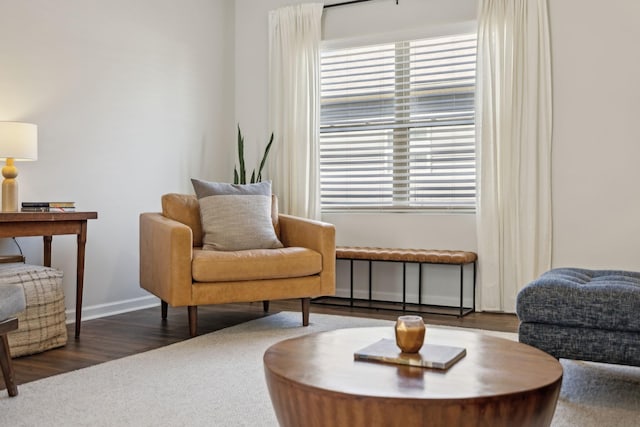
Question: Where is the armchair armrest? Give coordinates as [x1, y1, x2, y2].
[139, 212, 193, 306]
[278, 214, 336, 296]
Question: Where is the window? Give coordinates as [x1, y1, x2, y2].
[319, 33, 477, 211]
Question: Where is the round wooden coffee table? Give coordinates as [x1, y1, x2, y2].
[263, 326, 562, 427]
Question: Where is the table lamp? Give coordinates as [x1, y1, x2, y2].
[0, 122, 38, 212]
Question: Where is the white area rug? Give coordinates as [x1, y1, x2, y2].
[1, 312, 638, 426]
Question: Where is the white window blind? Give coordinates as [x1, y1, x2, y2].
[320, 33, 477, 211]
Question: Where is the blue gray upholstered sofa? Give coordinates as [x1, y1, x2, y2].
[516, 268, 640, 366]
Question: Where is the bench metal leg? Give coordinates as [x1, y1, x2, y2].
[418, 263, 423, 306]
[402, 262, 407, 311]
[349, 259, 354, 307]
[459, 264, 464, 317]
[316, 255, 476, 318]
[368, 261, 373, 301]
[472, 261, 477, 312]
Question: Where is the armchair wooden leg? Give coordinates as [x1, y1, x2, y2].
[188, 306, 198, 337]
[263, 301, 270, 313]
[161, 300, 168, 319]
[301, 298, 310, 326]
[0, 319, 19, 397]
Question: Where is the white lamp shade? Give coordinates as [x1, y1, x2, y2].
[0, 121, 38, 161]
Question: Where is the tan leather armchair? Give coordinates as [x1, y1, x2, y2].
[139, 194, 336, 336]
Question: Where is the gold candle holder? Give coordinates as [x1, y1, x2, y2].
[395, 315, 425, 353]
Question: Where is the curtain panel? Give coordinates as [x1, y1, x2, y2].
[268, 3, 324, 219]
[476, 0, 553, 312]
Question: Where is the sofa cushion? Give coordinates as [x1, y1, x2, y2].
[516, 268, 640, 332]
[192, 179, 283, 251]
[192, 247, 322, 282]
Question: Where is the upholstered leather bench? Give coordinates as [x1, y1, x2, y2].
[516, 268, 640, 366]
[314, 246, 477, 317]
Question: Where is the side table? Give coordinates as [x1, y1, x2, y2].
[0, 211, 98, 338]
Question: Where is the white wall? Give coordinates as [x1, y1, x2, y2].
[549, 0, 640, 271]
[0, 0, 235, 319]
[235, 0, 640, 311]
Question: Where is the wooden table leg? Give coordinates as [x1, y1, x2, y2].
[75, 222, 88, 338]
[43, 235, 52, 267]
[42, 223, 89, 338]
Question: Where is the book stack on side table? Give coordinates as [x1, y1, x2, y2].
[21, 202, 76, 212]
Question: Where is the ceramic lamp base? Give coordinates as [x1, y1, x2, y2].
[2, 158, 19, 212]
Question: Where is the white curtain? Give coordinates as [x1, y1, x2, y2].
[268, 3, 323, 219]
[476, 0, 553, 312]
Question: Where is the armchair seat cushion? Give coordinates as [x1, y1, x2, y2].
[192, 247, 322, 282]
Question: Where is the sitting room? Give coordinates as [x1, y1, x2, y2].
[0, 0, 638, 426]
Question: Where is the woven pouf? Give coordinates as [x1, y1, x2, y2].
[0, 262, 67, 357]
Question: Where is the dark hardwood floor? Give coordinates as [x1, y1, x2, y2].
[3, 300, 518, 392]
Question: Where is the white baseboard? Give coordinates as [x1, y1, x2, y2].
[65, 295, 160, 323]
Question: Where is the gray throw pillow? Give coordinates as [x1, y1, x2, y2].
[191, 179, 283, 251]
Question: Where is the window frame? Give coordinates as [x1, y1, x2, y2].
[319, 25, 478, 214]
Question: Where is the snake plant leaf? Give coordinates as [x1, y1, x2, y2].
[237, 125, 246, 184]
[255, 132, 274, 183]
